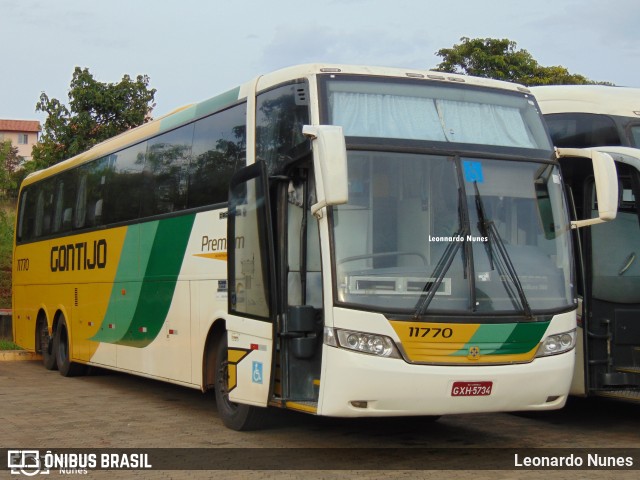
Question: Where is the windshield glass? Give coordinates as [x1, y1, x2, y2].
[325, 77, 551, 150]
[630, 125, 640, 147]
[332, 151, 574, 315]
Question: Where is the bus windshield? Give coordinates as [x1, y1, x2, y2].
[631, 125, 640, 147]
[331, 152, 574, 315]
[324, 76, 570, 315]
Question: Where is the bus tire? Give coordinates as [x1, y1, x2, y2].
[214, 334, 268, 431]
[38, 317, 57, 371]
[54, 315, 87, 377]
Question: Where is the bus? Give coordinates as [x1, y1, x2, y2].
[13, 65, 618, 430]
[533, 85, 640, 402]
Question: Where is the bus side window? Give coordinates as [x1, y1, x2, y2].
[17, 188, 36, 242]
[83, 158, 109, 227]
[256, 81, 310, 175]
[75, 174, 88, 229]
[189, 103, 247, 209]
[145, 124, 193, 216]
[107, 142, 146, 223]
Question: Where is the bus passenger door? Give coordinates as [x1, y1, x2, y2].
[226, 161, 277, 407]
[278, 167, 324, 411]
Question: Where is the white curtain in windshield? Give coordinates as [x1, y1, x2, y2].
[331, 92, 536, 148]
[436, 100, 535, 147]
[331, 93, 446, 141]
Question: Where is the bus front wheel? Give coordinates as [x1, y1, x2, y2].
[214, 334, 267, 431]
[54, 315, 87, 377]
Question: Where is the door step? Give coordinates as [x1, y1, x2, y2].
[617, 365, 640, 375]
[285, 401, 318, 414]
[593, 388, 640, 403]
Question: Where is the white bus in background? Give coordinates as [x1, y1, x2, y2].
[534, 85, 640, 402]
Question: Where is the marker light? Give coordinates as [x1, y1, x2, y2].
[535, 329, 577, 357]
[324, 327, 401, 358]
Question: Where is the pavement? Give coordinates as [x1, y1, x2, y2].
[1, 358, 638, 480]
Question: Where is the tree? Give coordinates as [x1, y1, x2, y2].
[433, 37, 610, 86]
[31, 67, 156, 169]
[0, 140, 23, 198]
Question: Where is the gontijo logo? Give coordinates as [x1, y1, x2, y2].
[50, 239, 107, 272]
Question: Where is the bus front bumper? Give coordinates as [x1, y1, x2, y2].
[317, 345, 574, 417]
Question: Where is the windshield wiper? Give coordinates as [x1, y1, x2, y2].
[413, 188, 472, 319]
[413, 228, 464, 320]
[473, 182, 533, 320]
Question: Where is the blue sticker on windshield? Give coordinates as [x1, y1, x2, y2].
[463, 161, 484, 183]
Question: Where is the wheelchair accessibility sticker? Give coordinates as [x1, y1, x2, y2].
[252, 361, 263, 384]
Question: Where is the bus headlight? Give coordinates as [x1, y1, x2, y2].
[324, 327, 401, 358]
[535, 329, 576, 357]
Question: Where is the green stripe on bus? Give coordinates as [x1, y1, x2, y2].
[158, 87, 241, 133]
[452, 321, 549, 356]
[491, 321, 550, 355]
[116, 214, 196, 347]
[90, 224, 157, 344]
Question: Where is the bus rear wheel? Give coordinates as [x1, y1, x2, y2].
[214, 334, 267, 431]
[54, 315, 87, 377]
[38, 318, 57, 371]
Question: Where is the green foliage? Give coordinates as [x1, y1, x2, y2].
[31, 67, 156, 169]
[433, 37, 612, 86]
[0, 141, 23, 199]
[0, 206, 14, 309]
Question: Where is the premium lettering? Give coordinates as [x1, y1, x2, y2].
[50, 239, 107, 272]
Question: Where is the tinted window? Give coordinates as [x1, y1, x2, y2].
[53, 170, 78, 233]
[77, 157, 110, 228]
[17, 188, 36, 242]
[256, 82, 310, 174]
[104, 142, 147, 223]
[34, 179, 55, 237]
[545, 113, 621, 148]
[144, 124, 194, 215]
[189, 103, 247, 208]
[17, 101, 250, 243]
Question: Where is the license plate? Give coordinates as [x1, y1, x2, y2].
[451, 381, 493, 396]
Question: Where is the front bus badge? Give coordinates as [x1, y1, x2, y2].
[468, 346, 481, 360]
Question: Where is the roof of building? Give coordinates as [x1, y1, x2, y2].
[0, 119, 41, 133]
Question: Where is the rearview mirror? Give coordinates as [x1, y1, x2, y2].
[556, 148, 618, 228]
[302, 125, 348, 217]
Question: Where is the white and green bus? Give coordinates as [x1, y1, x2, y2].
[534, 85, 640, 402]
[13, 65, 618, 430]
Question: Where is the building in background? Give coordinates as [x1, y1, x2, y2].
[0, 119, 41, 161]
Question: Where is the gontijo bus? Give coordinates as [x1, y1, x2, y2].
[13, 64, 618, 430]
[533, 85, 640, 402]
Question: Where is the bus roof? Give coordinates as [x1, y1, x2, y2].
[23, 63, 532, 187]
[532, 85, 640, 118]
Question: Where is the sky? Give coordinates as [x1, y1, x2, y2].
[1, 0, 639, 123]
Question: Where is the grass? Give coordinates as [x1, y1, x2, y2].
[0, 339, 21, 350]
